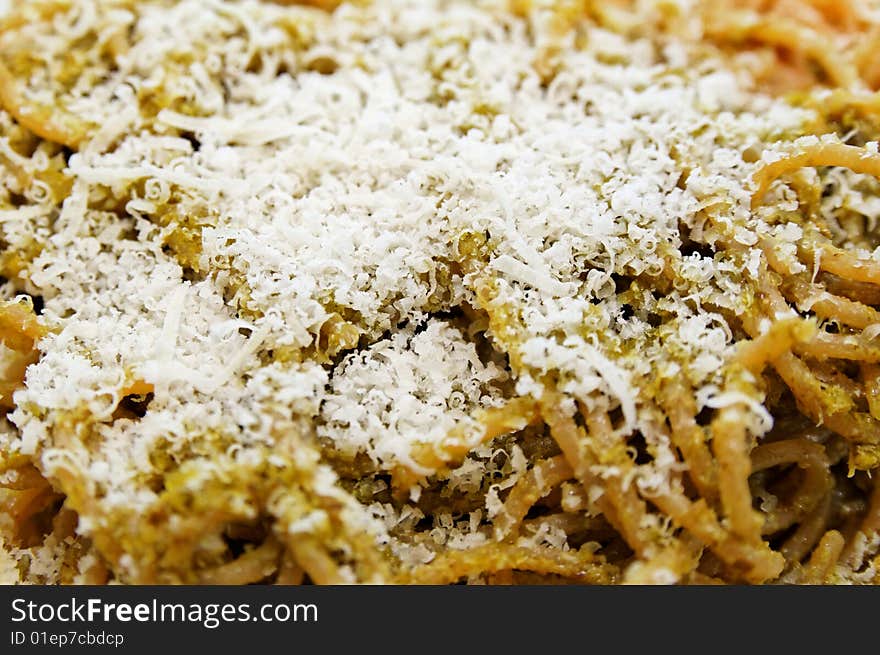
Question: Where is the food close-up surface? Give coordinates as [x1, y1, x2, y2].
[1, 0, 880, 586]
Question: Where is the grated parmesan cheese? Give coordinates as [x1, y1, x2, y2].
[3, 0, 868, 583]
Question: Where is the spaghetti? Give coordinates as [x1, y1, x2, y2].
[1, 0, 880, 585]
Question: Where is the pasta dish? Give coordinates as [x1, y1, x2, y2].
[2, 0, 880, 585]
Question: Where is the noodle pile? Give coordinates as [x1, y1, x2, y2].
[2, 0, 880, 585]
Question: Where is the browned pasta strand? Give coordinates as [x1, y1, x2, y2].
[275, 552, 306, 586]
[753, 144, 880, 209]
[780, 275, 880, 330]
[398, 397, 541, 491]
[809, 359, 866, 407]
[0, 2, 93, 148]
[658, 381, 718, 500]
[733, 317, 816, 375]
[861, 363, 880, 418]
[820, 90, 880, 121]
[798, 530, 845, 584]
[750, 438, 833, 534]
[0, 299, 46, 410]
[861, 475, 880, 538]
[711, 404, 763, 544]
[540, 395, 652, 558]
[806, 239, 880, 288]
[780, 495, 833, 564]
[198, 538, 283, 585]
[622, 538, 702, 585]
[582, 403, 659, 559]
[819, 272, 880, 306]
[771, 351, 880, 443]
[0, 61, 90, 149]
[747, 274, 880, 444]
[520, 513, 613, 540]
[0, 458, 63, 548]
[398, 543, 619, 585]
[705, 12, 858, 91]
[797, 331, 880, 363]
[841, 474, 880, 568]
[649, 486, 785, 583]
[284, 537, 346, 585]
[493, 455, 574, 541]
[267, 0, 343, 9]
